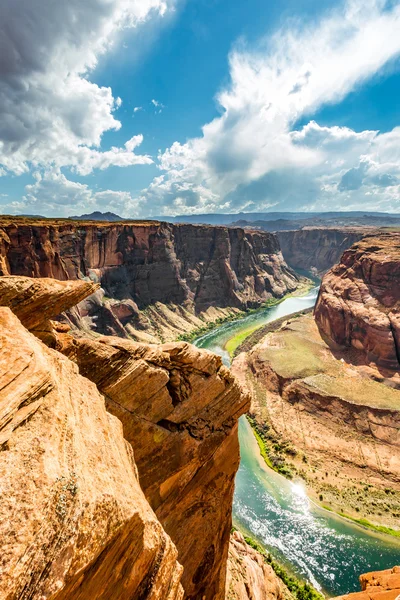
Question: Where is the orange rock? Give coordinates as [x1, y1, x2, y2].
[332, 567, 400, 600]
[315, 233, 400, 370]
[58, 333, 250, 600]
[226, 532, 292, 600]
[0, 307, 184, 599]
[0, 275, 98, 331]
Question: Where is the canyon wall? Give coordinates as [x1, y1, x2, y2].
[0, 275, 249, 599]
[0, 217, 299, 342]
[315, 232, 400, 371]
[277, 227, 369, 273]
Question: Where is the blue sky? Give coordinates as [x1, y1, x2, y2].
[1, 0, 400, 217]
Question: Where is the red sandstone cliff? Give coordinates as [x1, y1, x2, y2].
[0, 275, 250, 599]
[315, 233, 400, 371]
[0, 217, 299, 342]
[277, 227, 371, 273]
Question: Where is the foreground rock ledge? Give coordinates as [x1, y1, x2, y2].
[59, 333, 250, 599]
[0, 274, 250, 600]
[0, 307, 184, 599]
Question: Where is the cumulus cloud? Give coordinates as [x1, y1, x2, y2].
[139, 0, 400, 215]
[21, 169, 140, 217]
[0, 0, 171, 176]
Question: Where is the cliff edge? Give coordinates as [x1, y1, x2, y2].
[0, 275, 250, 599]
[0, 217, 299, 343]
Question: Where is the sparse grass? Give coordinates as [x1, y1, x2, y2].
[177, 312, 243, 342]
[247, 414, 294, 479]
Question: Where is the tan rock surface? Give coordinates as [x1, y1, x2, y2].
[333, 566, 400, 600]
[0, 275, 98, 333]
[226, 532, 293, 600]
[315, 233, 400, 370]
[0, 307, 184, 599]
[58, 332, 250, 599]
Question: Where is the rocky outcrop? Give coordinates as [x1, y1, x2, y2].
[0, 217, 299, 342]
[0, 274, 250, 599]
[315, 233, 400, 370]
[226, 532, 293, 600]
[333, 566, 400, 600]
[58, 331, 250, 600]
[277, 227, 369, 273]
[0, 306, 184, 599]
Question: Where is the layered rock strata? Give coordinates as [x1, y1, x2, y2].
[58, 331, 250, 599]
[232, 312, 400, 529]
[0, 217, 299, 342]
[333, 566, 400, 600]
[0, 306, 184, 599]
[315, 233, 400, 371]
[0, 275, 250, 599]
[277, 227, 369, 273]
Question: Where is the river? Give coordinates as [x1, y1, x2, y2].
[194, 288, 400, 597]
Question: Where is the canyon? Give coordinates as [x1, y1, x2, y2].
[0, 217, 299, 343]
[1, 218, 400, 600]
[315, 233, 400, 371]
[276, 227, 370, 273]
[232, 232, 400, 532]
[0, 273, 292, 600]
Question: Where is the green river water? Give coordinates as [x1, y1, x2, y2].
[194, 288, 400, 597]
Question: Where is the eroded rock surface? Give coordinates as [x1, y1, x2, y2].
[333, 566, 400, 600]
[226, 532, 293, 600]
[0, 217, 299, 342]
[315, 233, 400, 370]
[0, 307, 184, 599]
[58, 332, 250, 600]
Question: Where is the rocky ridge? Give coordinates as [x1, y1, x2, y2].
[0, 217, 299, 343]
[315, 233, 400, 371]
[276, 227, 371, 273]
[226, 532, 293, 600]
[0, 275, 250, 599]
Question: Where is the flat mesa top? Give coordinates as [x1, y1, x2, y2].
[0, 215, 162, 228]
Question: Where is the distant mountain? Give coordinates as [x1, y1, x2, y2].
[69, 211, 123, 221]
[154, 211, 399, 226]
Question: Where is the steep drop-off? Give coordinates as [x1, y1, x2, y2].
[315, 233, 400, 371]
[0, 308, 184, 599]
[0, 275, 250, 599]
[277, 227, 370, 273]
[0, 217, 299, 343]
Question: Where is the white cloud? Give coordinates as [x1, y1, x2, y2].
[133, 106, 143, 113]
[0, 0, 172, 176]
[140, 0, 400, 215]
[21, 169, 140, 217]
[151, 98, 165, 113]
